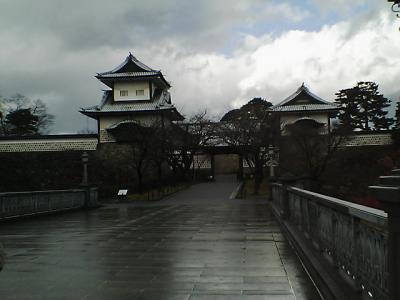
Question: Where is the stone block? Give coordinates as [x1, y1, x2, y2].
[369, 185, 400, 204]
[379, 175, 400, 186]
[391, 169, 400, 176]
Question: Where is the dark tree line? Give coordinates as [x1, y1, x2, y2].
[0, 93, 54, 135]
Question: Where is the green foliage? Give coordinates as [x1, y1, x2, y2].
[123, 184, 188, 202]
[221, 97, 275, 193]
[335, 81, 393, 131]
[220, 97, 272, 121]
[5, 108, 39, 135]
[396, 102, 400, 127]
[220, 109, 240, 122]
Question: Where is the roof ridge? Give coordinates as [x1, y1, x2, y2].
[273, 83, 332, 107]
[98, 53, 157, 75]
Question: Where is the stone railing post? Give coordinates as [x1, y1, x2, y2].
[280, 185, 289, 219]
[268, 178, 277, 202]
[278, 176, 296, 220]
[84, 187, 99, 209]
[0, 242, 4, 271]
[369, 169, 400, 300]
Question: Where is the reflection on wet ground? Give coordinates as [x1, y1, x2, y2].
[0, 176, 321, 299]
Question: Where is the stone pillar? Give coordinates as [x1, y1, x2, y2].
[210, 154, 215, 180]
[278, 176, 296, 220]
[269, 165, 275, 178]
[268, 177, 275, 202]
[280, 185, 289, 219]
[369, 169, 400, 300]
[84, 187, 99, 208]
[238, 154, 243, 180]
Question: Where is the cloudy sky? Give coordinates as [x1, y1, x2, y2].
[0, 0, 399, 133]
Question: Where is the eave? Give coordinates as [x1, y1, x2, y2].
[96, 74, 171, 89]
[272, 108, 340, 114]
[79, 107, 184, 121]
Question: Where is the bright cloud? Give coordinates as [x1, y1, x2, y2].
[152, 9, 400, 117]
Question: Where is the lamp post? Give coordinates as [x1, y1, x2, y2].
[81, 151, 89, 186]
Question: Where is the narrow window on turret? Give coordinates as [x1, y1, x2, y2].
[120, 90, 128, 97]
[136, 90, 144, 96]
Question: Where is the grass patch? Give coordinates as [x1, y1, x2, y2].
[119, 184, 189, 202]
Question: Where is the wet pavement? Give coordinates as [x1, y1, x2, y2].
[0, 175, 321, 300]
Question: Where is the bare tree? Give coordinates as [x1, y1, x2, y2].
[283, 121, 349, 190]
[108, 121, 157, 193]
[107, 111, 216, 191]
[165, 110, 215, 181]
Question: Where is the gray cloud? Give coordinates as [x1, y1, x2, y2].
[0, 0, 398, 133]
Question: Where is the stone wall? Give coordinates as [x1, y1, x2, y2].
[344, 132, 392, 147]
[0, 187, 98, 220]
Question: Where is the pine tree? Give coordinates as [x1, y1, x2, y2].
[335, 87, 359, 131]
[335, 81, 393, 131]
[392, 101, 400, 145]
[394, 101, 400, 129]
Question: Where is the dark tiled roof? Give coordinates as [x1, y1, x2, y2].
[96, 54, 171, 88]
[80, 89, 176, 114]
[98, 53, 157, 75]
[0, 134, 97, 141]
[97, 71, 160, 78]
[272, 83, 340, 112]
[272, 104, 339, 112]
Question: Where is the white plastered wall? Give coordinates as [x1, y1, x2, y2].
[280, 113, 329, 135]
[114, 82, 150, 101]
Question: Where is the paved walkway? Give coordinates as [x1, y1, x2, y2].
[0, 175, 320, 300]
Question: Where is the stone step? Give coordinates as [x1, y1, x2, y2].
[391, 169, 400, 176]
[379, 176, 400, 186]
[369, 185, 400, 203]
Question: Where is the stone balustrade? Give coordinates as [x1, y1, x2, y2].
[0, 242, 4, 271]
[0, 187, 98, 220]
[271, 182, 389, 300]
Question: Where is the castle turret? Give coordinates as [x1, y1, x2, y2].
[80, 53, 183, 143]
[271, 83, 339, 135]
